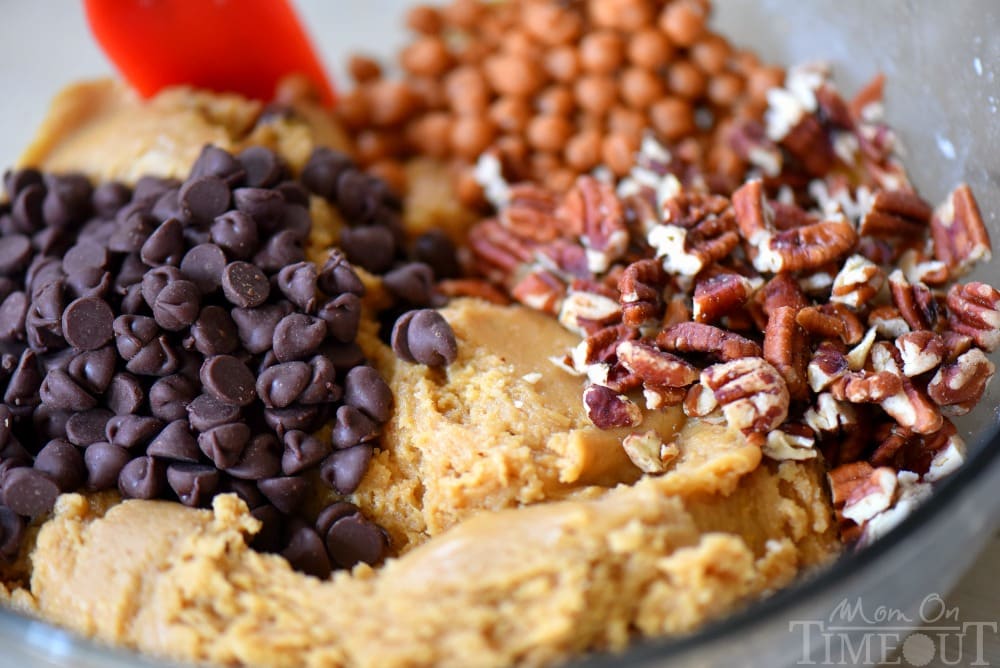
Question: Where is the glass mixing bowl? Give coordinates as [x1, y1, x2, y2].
[0, 1, 997, 666]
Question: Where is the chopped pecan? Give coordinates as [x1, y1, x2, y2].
[500, 183, 563, 243]
[839, 465, 898, 525]
[656, 322, 762, 361]
[647, 221, 740, 277]
[796, 303, 865, 345]
[558, 289, 622, 335]
[682, 382, 719, 418]
[830, 370, 903, 403]
[870, 419, 965, 481]
[807, 341, 849, 392]
[868, 305, 911, 338]
[894, 330, 945, 377]
[467, 219, 535, 279]
[692, 273, 754, 324]
[641, 385, 688, 410]
[437, 279, 511, 305]
[583, 384, 642, 429]
[622, 431, 679, 474]
[764, 305, 809, 400]
[931, 184, 992, 277]
[845, 326, 878, 370]
[898, 248, 950, 287]
[763, 423, 817, 461]
[927, 348, 995, 416]
[603, 362, 643, 394]
[946, 282, 1000, 352]
[848, 73, 886, 121]
[888, 270, 939, 331]
[732, 179, 773, 244]
[560, 176, 628, 273]
[618, 259, 667, 327]
[616, 340, 699, 389]
[536, 239, 591, 279]
[941, 331, 974, 362]
[571, 324, 638, 368]
[783, 114, 836, 177]
[758, 273, 809, 316]
[511, 268, 566, 315]
[804, 392, 857, 434]
[830, 254, 885, 310]
[661, 191, 732, 228]
[700, 357, 790, 440]
[870, 341, 943, 434]
[858, 189, 932, 238]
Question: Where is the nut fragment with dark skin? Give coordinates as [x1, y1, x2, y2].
[931, 184, 992, 278]
[859, 189, 932, 238]
[656, 322, 761, 361]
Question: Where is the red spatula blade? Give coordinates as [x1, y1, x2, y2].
[84, 0, 335, 107]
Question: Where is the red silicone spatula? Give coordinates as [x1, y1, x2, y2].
[83, 0, 336, 107]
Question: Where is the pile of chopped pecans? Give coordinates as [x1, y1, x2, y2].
[336, 0, 784, 203]
[465, 63, 998, 546]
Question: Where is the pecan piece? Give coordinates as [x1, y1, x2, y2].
[931, 184, 992, 277]
[804, 392, 857, 435]
[870, 419, 966, 482]
[927, 348, 995, 416]
[700, 357, 790, 440]
[682, 383, 719, 418]
[656, 322, 762, 361]
[796, 303, 865, 345]
[888, 270, 939, 332]
[561, 176, 628, 273]
[946, 282, 1000, 352]
[500, 184, 563, 243]
[467, 219, 534, 279]
[617, 340, 699, 388]
[858, 189, 932, 238]
[763, 423, 817, 461]
[511, 268, 566, 315]
[807, 341, 849, 392]
[618, 259, 667, 327]
[783, 114, 836, 177]
[662, 294, 692, 328]
[558, 289, 621, 335]
[693, 273, 755, 324]
[898, 248, 950, 287]
[870, 341, 943, 434]
[647, 221, 740, 277]
[571, 324, 639, 368]
[764, 306, 809, 400]
[758, 273, 808, 316]
[622, 431, 679, 474]
[830, 254, 885, 310]
[894, 330, 945, 377]
[830, 370, 903, 403]
[583, 384, 642, 429]
[437, 279, 511, 305]
[836, 464, 898, 525]
[868, 305, 911, 338]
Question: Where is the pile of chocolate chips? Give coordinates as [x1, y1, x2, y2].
[0, 144, 455, 578]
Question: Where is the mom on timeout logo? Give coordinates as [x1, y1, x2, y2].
[789, 593, 998, 666]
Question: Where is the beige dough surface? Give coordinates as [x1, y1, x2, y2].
[0, 81, 840, 668]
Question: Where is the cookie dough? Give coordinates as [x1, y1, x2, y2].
[1, 81, 840, 667]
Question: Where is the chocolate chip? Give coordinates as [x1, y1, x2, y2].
[0, 291, 28, 341]
[391, 309, 458, 367]
[4, 168, 43, 201]
[108, 209, 155, 253]
[91, 181, 131, 218]
[200, 355, 256, 407]
[61, 296, 114, 350]
[225, 433, 281, 480]
[113, 314, 158, 359]
[0, 506, 24, 560]
[315, 501, 360, 537]
[65, 267, 111, 301]
[223, 476, 265, 510]
[257, 476, 307, 514]
[189, 145, 245, 185]
[331, 405, 379, 449]
[317, 293, 361, 343]
[252, 230, 304, 273]
[114, 253, 146, 290]
[149, 374, 197, 422]
[140, 266, 183, 311]
[301, 147, 352, 199]
[84, 442, 131, 491]
[318, 251, 365, 297]
[171, 246, 221, 299]
[167, 463, 220, 507]
[344, 365, 393, 423]
[26, 280, 67, 351]
[339, 226, 396, 274]
[39, 368, 97, 411]
[233, 187, 286, 233]
[256, 361, 310, 409]
[63, 243, 108, 280]
[133, 176, 180, 204]
[383, 262, 435, 305]
[140, 217, 185, 267]
[105, 372, 144, 415]
[34, 439, 86, 492]
[273, 313, 326, 362]
[211, 211, 258, 260]
[281, 204, 312, 241]
[146, 420, 201, 462]
[0, 235, 32, 275]
[324, 513, 388, 568]
[151, 188, 182, 222]
[249, 504, 284, 553]
[302, 355, 343, 405]
[230, 301, 292, 354]
[152, 279, 201, 331]
[274, 180, 310, 207]
[321, 341, 366, 372]
[222, 261, 269, 308]
[64, 346, 115, 395]
[106, 415, 163, 450]
[12, 183, 45, 232]
[276, 261, 318, 312]
[319, 445, 373, 495]
[41, 173, 92, 227]
[412, 230, 460, 279]
[126, 335, 180, 377]
[179, 176, 231, 224]
[238, 146, 284, 188]
[198, 423, 250, 468]
[32, 225, 70, 257]
[282, 522, 332, 579]
[65, 409, 113, 447]
[281, 430, 330, 475]
[264, 403, 326, 437]
[2, 467, 60, 517]
[187, 394, 241, 431]
[118, 456, 166, 500]
[334, 169, 381, 222]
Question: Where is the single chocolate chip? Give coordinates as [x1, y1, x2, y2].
[339, 226, 396, 274]
[132, 176, 180, 204]
[65, 346, 115, 395]
[113, 314, 158, 360]
[200, 355, 256, 407]
[11, 183, 45, 232]
[61, 296, 114, 351]
[189, 145, 245, 185]
[335, 169, 380, 222]
[225, 433, 282, 481]
[179, 176, 231, 224]
[230, 301, 292, 354]
[108, 209, 155, 253]
[140, 217, 185, 267]
[297, 358, 339, 405]
[343, 366, 393, 423]
[233, 187, 286, 233]
[273, 314, 326, 362]
[184, 305, 238, 358]
[41, 173, 92, 227]
[91, 181, 131, 217]
[0, 291, 28, 341]
[65, 268, 111, 301]
[281, 204, 312, 241]
[256, 361, 310, 409]
[83, 442, 130, 491]
[211, 210, 259, 260]
[281, 522, 332, 579]
[257, 476, 307, 514]
[2, 468, 60, 517]
[146, 420, 201, 462]
[264, 404, 326, 437]
[140, 266, 184, 311]
[106, 414, 164, 450]
[222, 475, 265, 510]
[0, 506, 24, 560]
[105, 372, 144, 415]
[150, 188, 182, 222]
[274, 180, 309, 207]
[125, 335, 180, 377]
[4, 168, 43, 201]
[4, 350, 41, 409]
[301, 147, 353, 199]
[315, 501, 360, 537]
[26, 280, 67, 351]
[238, 146, 284, 188]
[179, 243, 227, 294]
[222, 261, 269, 308]
[198, 423, 250, 469]
[331, 405, 379, 449]
[148, 374, 196, 422]
[32, 225, 70, 257]
[383, 262, 435, 306]
[324, 513, 388, 568]
[319, 445, 373, 495]
[187, 394, 241, 432]
[118, 284, 145, 317]
[249, 504, 284, 553]
[276, 261, 317, 312]
[167, 463, 220, 507]
[281, 430, 330, 476]
[65, 409, 113, 447]
[252, 230, 304, 273]
[391, 309, 458, 367]
[39, 368, 97, 411]
[34, 439, 86, 492]
[412, 230, 459, 279]
[26, 255, 63, 295]
[0, 235, 32, 275]
[153, 280, 201, 331]
[118, 456, 166, 499]
[318, 251, 365, 297]
[316, 293, 361, 344]
[322, 341, 366, 372]
[114, 253, 147, 290]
